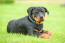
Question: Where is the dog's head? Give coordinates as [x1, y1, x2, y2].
[27, 7, 49, 24]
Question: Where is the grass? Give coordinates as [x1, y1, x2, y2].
[0, 3, 65, 43]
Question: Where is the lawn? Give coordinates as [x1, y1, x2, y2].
[0, 3, 65, 43]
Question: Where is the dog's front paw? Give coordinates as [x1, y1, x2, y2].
[43, 30, 51, 35]
[39, 30, 51, 39]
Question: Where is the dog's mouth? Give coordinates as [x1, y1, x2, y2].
[32, 15, 45, 24]
[34, 17, 44, 21]
[34, 17, 44, 24]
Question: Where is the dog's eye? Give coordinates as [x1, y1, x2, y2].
[35, 11, 38, 13]
[41, 11, 44, 12]
[41, 10, 44, 12]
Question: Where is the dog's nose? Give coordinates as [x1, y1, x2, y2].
[40, 17, 43, 19]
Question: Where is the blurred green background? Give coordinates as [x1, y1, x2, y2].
[0, 0, 65, 43]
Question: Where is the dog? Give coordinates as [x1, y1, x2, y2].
[7, 7, 49, 37]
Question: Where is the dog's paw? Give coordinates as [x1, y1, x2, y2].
[40, 33, 51, 39]
[39, 30, 51, 39]
[43, 30, 51, 35]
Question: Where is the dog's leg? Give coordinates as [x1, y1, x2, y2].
[27, 27, 34, 35]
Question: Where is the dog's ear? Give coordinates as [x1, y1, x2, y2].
[27, 7, 34, 16]
[44, 7, 49, 15]
[42, 7, 49, 15]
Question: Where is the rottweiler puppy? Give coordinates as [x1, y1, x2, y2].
[7, 7, 49, 37]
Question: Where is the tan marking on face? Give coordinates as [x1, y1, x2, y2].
[32, 15, 45, 24]
[34, 16, 40, 21]
[41, 10, 44, 12]
[43, 16, 45, 21]
[35, 11, 38, 13]
[32, 14, 40, 21]
[36, 21, 43, 24]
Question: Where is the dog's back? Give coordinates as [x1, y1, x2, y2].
[7, 16, 31, 34]
[7, 19, 17, 33]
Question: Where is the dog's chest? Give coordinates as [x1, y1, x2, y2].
[34, 24, 43, 31]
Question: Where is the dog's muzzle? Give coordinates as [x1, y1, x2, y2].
[40, 16, 44, 21]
